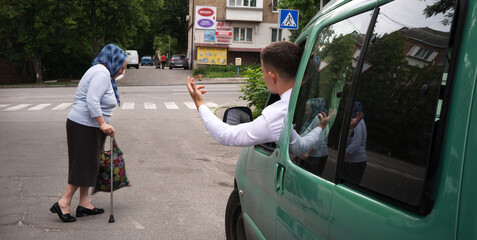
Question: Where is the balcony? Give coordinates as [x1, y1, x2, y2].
[226, 7, 263, 22]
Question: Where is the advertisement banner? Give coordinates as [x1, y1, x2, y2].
[195, 6, 216, 30]
[215, 22, 232, 44]
[197, 47, 227, 65]
[204, 30, 215, 42]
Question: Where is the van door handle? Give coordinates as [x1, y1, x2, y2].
[275, 163, 285, 195]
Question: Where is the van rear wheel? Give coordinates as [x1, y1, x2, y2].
[225, 189, 246, 240]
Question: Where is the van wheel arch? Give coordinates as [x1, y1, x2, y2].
[225, 189, 246, 240]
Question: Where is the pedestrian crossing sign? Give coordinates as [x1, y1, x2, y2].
[279, 9, 299, 30]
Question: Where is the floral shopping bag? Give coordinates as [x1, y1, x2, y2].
[92, 138, 131, 194]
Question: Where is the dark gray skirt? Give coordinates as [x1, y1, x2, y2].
[66, 119, 106, 187]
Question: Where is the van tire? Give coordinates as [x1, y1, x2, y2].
[225, 190, 246, 240]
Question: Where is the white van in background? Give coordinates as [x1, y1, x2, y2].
[125, 50, 139, 69]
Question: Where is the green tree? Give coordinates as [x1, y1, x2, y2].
[0, 0, 78, 83]
[154, 35, 178, 57]
[88, 0, 150, 56]
[424, 0, 455, 25]
[0, 0, 189, 84]
[162, 0, 189, 54]
[136, 0, 187, 56]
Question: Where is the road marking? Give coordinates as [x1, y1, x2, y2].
[184, 102, 196, 109]
[164, 102, 179, 109]
[52, 103, 72, 110]
[144, 102, 157, 109]
[28, 104, 51, 111]
[122, 102, 135, 109]
[4, 104, 30, 111]
[0, 101, 221, 111]
[206, 102, 218, 108]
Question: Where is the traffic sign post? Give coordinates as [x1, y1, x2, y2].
[279, 9, 299, 30]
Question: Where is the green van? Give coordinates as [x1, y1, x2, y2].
[224, 0, 477, 239]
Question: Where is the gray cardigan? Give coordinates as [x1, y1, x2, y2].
[67, 64, 117, 127]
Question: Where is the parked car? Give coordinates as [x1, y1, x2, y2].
[169, 54, 189, 69]
[125, 50, 139, 69]
[225, 0, 477, 239]
[140, 56, 153, 66]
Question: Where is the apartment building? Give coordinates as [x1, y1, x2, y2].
[187, 0, 292, 68]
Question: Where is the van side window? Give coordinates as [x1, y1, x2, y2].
[343, 0, 455, 208]
[289, 10, 374, 181]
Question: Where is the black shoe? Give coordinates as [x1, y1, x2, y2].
[50, 202, 76, 222]
[76, 206, 105, 217]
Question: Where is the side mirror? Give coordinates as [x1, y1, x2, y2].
[223, 106, 253, 125]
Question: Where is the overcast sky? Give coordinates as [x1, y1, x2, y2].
[376, 0, 452, 34]
[331, 0, 452, 37]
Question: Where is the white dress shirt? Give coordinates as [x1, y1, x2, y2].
[198, 88, 324, 151]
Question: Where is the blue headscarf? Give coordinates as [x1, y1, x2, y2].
[300, 98, 328, 134]
[308, 97, 328, 117]
[352, 101, 364, 119]
[91, 44, 127, 106]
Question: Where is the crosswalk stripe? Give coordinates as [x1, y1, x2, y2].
[28, 104, 51, 111]
[184, 102, 196, 109]
[4, 104, 30, 111]
[164, 102, 179, 109]
[144, 102, 157, 109]
[0, 101, 221, 111]
[206, 102, 218, 108]
[52, 103, 72, 110]
[122, 102, 135, 110]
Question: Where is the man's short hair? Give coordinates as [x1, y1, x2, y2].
[260, 41, 303, 80]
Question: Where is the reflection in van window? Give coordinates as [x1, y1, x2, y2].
[349, 0, 454, 207]
[290, 10, 374, 181]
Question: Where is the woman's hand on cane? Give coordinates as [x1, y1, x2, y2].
[100, 122, 115, 136]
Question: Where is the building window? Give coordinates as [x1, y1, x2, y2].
[234, 27, 253, 42]
[271, 29, 282, 42]
[413, 47, 434, 61]
[272, 0, 279, 12]
[229, 0, 257, 7]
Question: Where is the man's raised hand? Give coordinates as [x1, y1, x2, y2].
[186, 76, 207, 109]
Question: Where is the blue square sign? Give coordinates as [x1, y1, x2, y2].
[279, 9, 299, 30]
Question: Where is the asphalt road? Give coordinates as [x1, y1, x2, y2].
[0, 67, 248, 239]
[120, 65, 194, 86]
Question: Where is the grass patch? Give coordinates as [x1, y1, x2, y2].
[206, 71, 239, 78]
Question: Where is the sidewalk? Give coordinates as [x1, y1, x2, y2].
[194, 77, 246, 85]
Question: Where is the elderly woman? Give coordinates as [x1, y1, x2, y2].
[295, 98, 329, 176]
[344, 101, 367, 184]
[50, 44, 127, 222]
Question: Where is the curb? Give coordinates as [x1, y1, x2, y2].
[196, 77, 247, 84]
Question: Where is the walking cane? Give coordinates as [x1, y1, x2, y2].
[109, 135, 115, 223]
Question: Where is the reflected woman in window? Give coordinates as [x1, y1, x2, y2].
[343, 101, 367, 184]
[297, 98, 329, 176]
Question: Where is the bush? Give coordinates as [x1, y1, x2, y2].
[239, 67, 269, 118]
